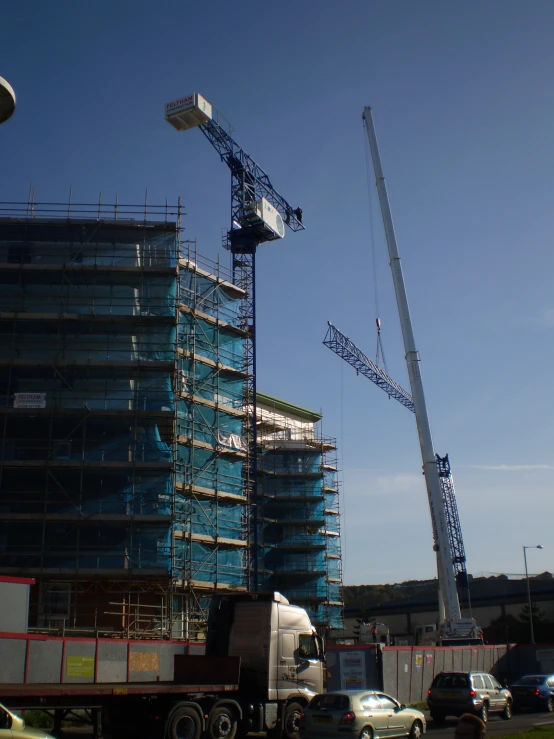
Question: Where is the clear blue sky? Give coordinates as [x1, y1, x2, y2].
[1, 0, 553, 587]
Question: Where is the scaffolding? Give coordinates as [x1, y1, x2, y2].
[256, 393, 344, 632]
[0, 198, 342, 638]
[173, 242, 249, 637]
[0, 201, 250, 639]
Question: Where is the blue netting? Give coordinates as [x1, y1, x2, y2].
[176, 448, 245, 497]
[179, 359, 244, 411]
[326, 558, 342, 581]
[179, 272, 241, 328]
[173, 540, 247, 586]
[178, 314, 244, 370]
[0, 521, 171, 571]
[174, 497, 244, 540]
[0, 278, 176, 317]
[263, 550, 327, 572]
[259, 442, 343, 630]
[0, 232, 178, 268]
[0, 326, 176, 363]
[261, 477, 323, 497]
[176, 401, 245, 449]
[259, 450, 321, 475]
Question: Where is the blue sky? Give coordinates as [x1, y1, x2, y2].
[1, 0, 553, 588]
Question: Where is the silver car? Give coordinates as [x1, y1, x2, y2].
[0, 703, 55, 739]
[299, 690, 426, 739]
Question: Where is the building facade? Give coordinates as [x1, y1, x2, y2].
[257, 393, 343, 632]
[0, 202, 342, 638]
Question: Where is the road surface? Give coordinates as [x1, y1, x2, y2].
[427, 711, 554, 738]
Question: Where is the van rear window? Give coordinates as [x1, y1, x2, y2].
[433, 674, 469, 689]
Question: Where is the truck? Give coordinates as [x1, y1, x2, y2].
[0, 592, 325, 739]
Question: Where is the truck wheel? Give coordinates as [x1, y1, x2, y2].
[167, 706, 202, 739]
[207, 707, 238, 739]
[283, 702, 303, 739]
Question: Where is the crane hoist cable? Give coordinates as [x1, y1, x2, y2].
[364, 125, 389, 375]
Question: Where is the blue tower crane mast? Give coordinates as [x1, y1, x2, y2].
[323, 322, 470, 595]
[165, 94, 304, 592]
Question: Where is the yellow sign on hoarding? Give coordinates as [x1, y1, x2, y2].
[66, 656, 94, 678]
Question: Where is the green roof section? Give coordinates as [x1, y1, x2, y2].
[257, 391, 322, 422]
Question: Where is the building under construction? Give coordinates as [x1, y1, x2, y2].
[0, 201, 342, 638]
[257, 393, 343, 631]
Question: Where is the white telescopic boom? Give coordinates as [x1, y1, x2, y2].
[362, 107, 461, 622]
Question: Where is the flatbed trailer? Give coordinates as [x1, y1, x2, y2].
[0, 592, 326, 739]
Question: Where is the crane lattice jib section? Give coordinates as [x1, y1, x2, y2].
[198, 120, 304, 232]
[323, 323, 415, 412]
[324, 322, 468, 588]
[436, 454, 467, 579]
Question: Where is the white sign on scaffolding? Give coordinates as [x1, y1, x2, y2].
[13, 393, 46, 409]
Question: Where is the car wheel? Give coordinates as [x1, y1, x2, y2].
[359, 728, 373, 739]
[546, 697, 554, 713]
[479, 703, 489, 723]
[501, 701, 512, 720]
[409, 720, 423, 739]
[430, 713, 445, 725]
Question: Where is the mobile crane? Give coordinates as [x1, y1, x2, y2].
[165, 94, 304, 592]
[323, 322, 475, 638]
[359, 107, 481, 644]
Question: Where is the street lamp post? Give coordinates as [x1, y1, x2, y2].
[523, 544, 543, 644]
[0, 76, 16, 125]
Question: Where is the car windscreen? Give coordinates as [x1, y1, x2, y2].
[309, 694, 350, 711]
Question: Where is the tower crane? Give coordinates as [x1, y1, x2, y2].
[165, 94, 304, 591]
[323, 322, 472, 619]
[336, 106, 481, 644]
